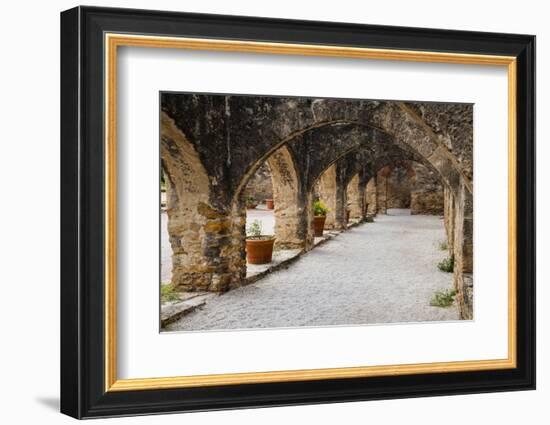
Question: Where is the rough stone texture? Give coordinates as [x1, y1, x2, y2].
[404, 102, 474, 185]
[346, 174, 364, 220]
[265, 146, 307, 249]
[380, 163, 413, 209]
[166, 214, 459, 331]
[161, 93, 473, 318]
[317, 164, 338, 228]
[410, 163, 444, 215]
[366, 177, 377, 215]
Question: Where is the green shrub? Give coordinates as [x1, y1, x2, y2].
[430, 289, 457, 307]
[313, 200, 329, 216]
[437, 255, 454, 273]
[438, 240, 448, 251]
[161, 283, 180, 302]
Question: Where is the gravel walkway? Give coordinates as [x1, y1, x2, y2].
[166, 211, 459, 331]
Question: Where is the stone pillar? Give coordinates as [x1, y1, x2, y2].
[267, 147, 307, 250]
[452, 181, 474, 319]
[334, 168, 347, 230]
[167, 189, 246, 293]
[317, 164, 338, 229]
[346, 174, 363, 220]
[366, 177, 377, 216]
[443, 186, 455, 254]
[162, 112, 246, 293]
[376, 168, 389, 214]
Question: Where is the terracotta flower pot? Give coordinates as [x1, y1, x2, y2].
[246, 203, 257, 209]
[265, 199, 274, 209]
[313, 215, 326, 237]
[246, 238, 275, 264]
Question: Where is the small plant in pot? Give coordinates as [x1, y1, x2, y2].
[246, 220, 275, 264]
[313, 200, 329, 237]
[246, 195, 257, 209]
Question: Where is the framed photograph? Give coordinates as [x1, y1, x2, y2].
[60, 6, 535, 419]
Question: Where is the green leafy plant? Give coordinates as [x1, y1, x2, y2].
[161, 283, 180, 303]
[246, 195, 255, 203]
[438, 239, 448, 251]
[437, 255, 454, 273]
[246, 220, 273, 240]
[313, 200, 329, 216]
[430, 289, 457, 307]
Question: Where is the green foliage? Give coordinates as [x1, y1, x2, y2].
[246, 195, 255, 203]
[437, 255, 454, 273]
[246, 220, 263, 239]
[438, 240, 448, 251]
[313, 200, 329, 216]
[430, 289, 457, 308]
[161, 283, 180, 302]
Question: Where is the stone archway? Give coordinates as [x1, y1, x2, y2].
[160, 94, 474, 318]
[161, 112, 245, 292]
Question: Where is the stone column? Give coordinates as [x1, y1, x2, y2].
[267, 147, 307, 250]
[376, 169, 389, 214]
[452, 181, 474, 319]
[346, 174, 363, 220]
[443, 186, 455, 254]
[162, 112, 246, 293]
[166, 187, 247, 293]
[366, 177, 377, 216]
[317, 164, 338, 229]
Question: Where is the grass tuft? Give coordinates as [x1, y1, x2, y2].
[437, 256, 454, 273]
[161, 283, 180, 302]
[430, 289, 457, 307]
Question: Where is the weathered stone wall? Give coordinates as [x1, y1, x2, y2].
[317, 164, 338, 229]
[383, 164, 413, 209]
[410, 163, 444, 215]
[267, 146, 306, 249]
[375, 171, 388, 214]
[244, 162, 273, 203]
[443, 186, 455, 254]
[452, 181, 474, 319]
[346, 174, 363, 220]
[161, 93, 473, 320]
[366, 177, 377, 215]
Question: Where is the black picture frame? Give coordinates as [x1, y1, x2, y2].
[60, 5, 535, 419]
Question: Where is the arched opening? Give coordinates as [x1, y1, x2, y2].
[160, 92, 473, 321]
[160, 112, 239, 293]
[231, 144, 304, 280]
[377, 162, 415, 215]
[365, 161, 445, 217]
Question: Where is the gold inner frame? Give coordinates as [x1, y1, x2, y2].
[104, 33, 517, 392]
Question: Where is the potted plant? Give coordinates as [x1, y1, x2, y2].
[246, 195, 257, 209]
[246, 220, 275, 264]
[265, 198, 274, 209]
[313, 200, 329, 237]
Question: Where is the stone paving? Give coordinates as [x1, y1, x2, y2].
[165, 210, 459, 331]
